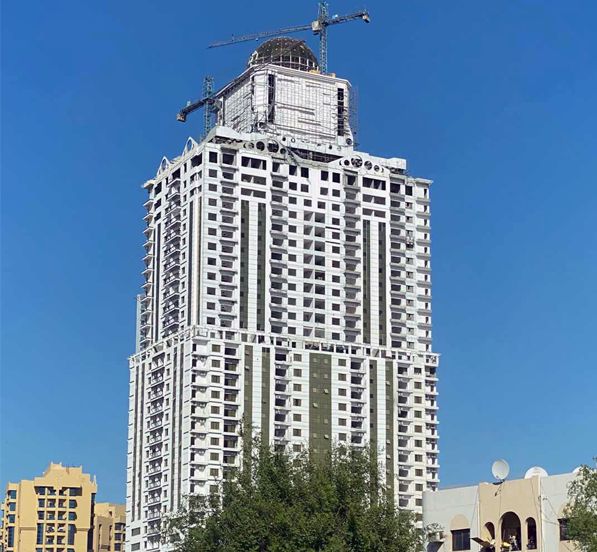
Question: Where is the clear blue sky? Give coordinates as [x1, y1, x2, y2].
[2, 0, 596, 502]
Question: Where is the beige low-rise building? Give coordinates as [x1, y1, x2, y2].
[92, 503, 126, 552]
[423, 466, 579, 552]
[0, 463, 125, 552]
[0, 463, 97, 552]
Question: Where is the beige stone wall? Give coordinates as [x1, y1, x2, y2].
[478, 477, 542, 550]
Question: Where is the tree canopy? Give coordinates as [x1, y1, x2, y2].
[566, 463, 597, 552]
[165, 440, 422, 552]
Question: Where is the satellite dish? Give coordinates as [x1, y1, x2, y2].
[525, 466, 548, 479]
[492, 459, 510, 482]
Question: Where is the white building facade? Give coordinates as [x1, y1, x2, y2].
[126, 38, 440, 551]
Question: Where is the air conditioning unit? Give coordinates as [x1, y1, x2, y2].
[428, 530, 445, 543]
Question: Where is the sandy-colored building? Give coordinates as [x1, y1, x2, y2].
[423, 467, 579, 552]
[92, 503, 126, 552]
[0, 463, 126, 552]
[0, 463, 97, 552]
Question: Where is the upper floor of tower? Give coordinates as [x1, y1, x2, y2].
[212, 38, 354, 148]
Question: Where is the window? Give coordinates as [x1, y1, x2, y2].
[559, 519, 570, 541]
[68, 523, 77, 544]
[451, 529, 470, 551]
[37, 523, 44, 544]
[526, 517, 537, 549]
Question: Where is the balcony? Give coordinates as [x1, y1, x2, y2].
[165, 230, 180, 245]
[164, 258, 181, 272]
[163, 316, 179, 330]
[163, 270, 181, 284]
[164, 215, 181, 230]
[345, 278, 360, 290]
[163, 302, 179, 317]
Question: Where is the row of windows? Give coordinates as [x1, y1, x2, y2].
[37, 499, 78, 508]
[35, 487, 81, 496]
[37, 511, 77, 520]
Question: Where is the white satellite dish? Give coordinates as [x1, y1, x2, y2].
[525, 466, 548, 479]
[492, 459, 510, 481]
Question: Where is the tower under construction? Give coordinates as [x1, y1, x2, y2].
[127, 37, 439, 552]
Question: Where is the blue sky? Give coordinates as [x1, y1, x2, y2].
[2, 0, 596, 502]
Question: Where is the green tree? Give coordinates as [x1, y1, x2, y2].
[565, 463, 597, 552]
[165, 438, 422, 552]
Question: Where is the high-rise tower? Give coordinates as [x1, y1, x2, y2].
[127, 38, 439, 551]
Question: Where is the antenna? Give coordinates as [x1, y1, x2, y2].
[492, 459, 510, 482]
[208, 2, 370, 74]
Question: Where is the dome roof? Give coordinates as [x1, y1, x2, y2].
[248, 37, 319, 72]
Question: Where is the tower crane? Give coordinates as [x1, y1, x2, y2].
[208, 2, 370, 75]
[177, 3, 370, 125]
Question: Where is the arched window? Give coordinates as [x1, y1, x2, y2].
[478, 522, 496, 552]
[450, 514, 470, 551]
[500, 512, 521, 551]
[526, 517, 537, 549]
